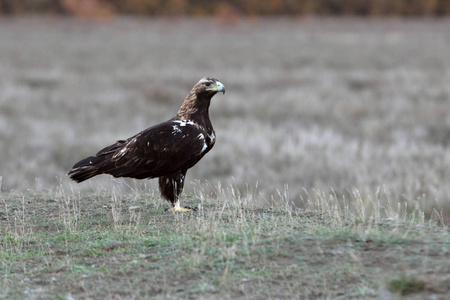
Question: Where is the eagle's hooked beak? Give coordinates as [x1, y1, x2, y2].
[208, 81, 225, 94]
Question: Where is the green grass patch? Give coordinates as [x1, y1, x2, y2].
[1, 188, 449, 299]
[388, 275, 427, 295]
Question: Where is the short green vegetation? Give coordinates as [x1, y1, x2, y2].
[1, 186, 449, 299]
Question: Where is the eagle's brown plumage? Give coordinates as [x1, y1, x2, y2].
[68, 77, 225, 210]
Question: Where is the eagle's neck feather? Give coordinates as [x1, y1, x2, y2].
[175, 90, 213, 131]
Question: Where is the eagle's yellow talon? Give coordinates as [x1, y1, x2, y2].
[167, 206, 195, 212]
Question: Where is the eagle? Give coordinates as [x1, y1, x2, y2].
[68, 77, 225, 212]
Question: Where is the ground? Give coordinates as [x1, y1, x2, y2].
[1, 188, 449, 299]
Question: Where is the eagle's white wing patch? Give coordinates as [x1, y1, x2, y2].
[172, 125, 182, 134]
[173, 120, 195, 127]
[208, 132, 215, 143]
[197, 133, 208, 154]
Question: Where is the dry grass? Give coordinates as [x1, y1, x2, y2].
[1, 18, 450, 222]
[1, 184, 449, 299]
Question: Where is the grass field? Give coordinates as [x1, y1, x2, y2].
[1, 185, 449, 299]
[0, 17, 450, 298]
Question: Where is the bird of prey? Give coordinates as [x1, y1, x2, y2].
[68, 77, 225, 212]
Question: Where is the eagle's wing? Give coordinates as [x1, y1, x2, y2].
[94, 120, 211, 179]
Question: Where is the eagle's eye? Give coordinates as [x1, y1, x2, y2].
[204, 82, 211, 87]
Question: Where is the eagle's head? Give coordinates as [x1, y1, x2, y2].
[176, 77, 225, 120]
[194, 77, 225, 97]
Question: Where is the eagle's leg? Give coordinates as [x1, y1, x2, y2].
[159, 171, 195, 212]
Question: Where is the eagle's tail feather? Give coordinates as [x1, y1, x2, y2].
[67, 156, 102, 183]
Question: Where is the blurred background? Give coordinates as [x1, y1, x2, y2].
[1, 0, 450, 17]
[1, 0, 449, 214]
